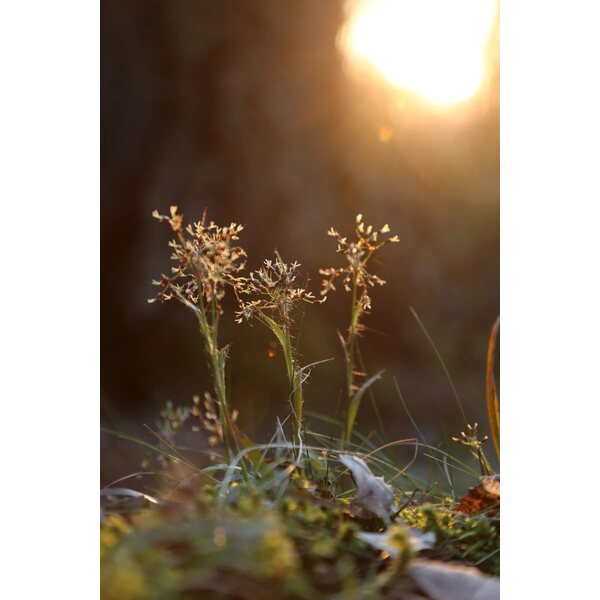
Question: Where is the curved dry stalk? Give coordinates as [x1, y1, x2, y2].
[486, 317, 500, 457]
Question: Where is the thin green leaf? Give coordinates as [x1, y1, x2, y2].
[345, 370, 384, 443]
[410, 306, 468, 425]
[259, 312, 294, 382]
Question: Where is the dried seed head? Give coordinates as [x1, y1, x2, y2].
[452, 422, 489, 450]
[235, 253, 322, 326]
[191, 392, 224, 446]
[319, 214, 399, 316]
[150, 207, 246, 309]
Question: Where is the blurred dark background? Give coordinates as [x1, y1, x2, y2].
[101, 0, 499, 483]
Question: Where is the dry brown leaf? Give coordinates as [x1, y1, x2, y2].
[456, 474, 500, 515]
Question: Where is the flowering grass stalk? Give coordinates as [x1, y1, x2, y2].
[104, 208, 500, 598]
[452, 422, 494, 476]
[149, 207, 246, 464]
[236, 253, 319, 446]
[320, 214, 399, 446]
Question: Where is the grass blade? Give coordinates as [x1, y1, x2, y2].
[409, 306, 468, 425]
[345, 370, 384, 444]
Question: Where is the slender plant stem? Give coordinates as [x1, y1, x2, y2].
[283, 325, 302, 447]
[188, 276, 246, 474]
[343, 276, 359, 446]
[291, 370, 303, 446]
[277, 263, 304, 447]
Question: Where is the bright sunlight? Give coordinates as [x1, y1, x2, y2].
[341, 0, 498, 105]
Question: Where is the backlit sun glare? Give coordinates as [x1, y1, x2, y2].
[341, 0, 498, 105]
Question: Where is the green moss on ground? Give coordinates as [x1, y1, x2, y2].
[102, 475, 499, 599]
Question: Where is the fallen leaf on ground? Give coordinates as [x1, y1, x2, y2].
[456, 474, 500, 515]
[338, 454, 395, 519]
[409, 559, 500, 600]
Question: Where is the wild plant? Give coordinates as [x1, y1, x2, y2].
[149, 206, 246, 462]
[103, 209, 500, 598]
[235, 253, 320, 446]
[320, 213, 399, 446]
[452, 422, 493, 476]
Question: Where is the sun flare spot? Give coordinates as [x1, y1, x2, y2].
[340, 0, 498, 105]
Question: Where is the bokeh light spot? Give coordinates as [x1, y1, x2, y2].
[378, 126, 394, 143]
